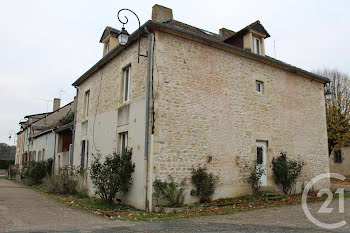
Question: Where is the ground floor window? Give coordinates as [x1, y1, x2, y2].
[335, 150, 342, 163]
[80, 140, 89, 169]
[119, 132, 128, 153]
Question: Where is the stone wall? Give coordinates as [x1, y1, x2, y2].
[151, 31, 329, 201]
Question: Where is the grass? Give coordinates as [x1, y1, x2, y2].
[5, 177, 349, 221]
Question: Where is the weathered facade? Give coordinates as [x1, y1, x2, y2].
[15, 99, 75, 174]
[71, 4, 330, 210]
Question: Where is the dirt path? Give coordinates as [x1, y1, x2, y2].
[0, 178, 133, 232]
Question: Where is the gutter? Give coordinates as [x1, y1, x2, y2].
[144, 27, 152, 211]
[71, 88, 79, 167]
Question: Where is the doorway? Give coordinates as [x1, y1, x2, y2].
[256, 141, 267, 186]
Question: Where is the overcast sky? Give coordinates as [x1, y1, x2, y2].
[0, 0, 349, 145]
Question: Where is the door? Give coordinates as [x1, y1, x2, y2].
[256, 141, 267, 186]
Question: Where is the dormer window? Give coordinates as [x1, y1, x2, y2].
[105, 43, 110, 54]
[252, 37, 261, 55]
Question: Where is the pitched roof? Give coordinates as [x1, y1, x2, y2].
[72, 20, 328, 86]
[164, 20, 233, 41]
[99, 26, 120, 43]
[224, 20, 270, 42]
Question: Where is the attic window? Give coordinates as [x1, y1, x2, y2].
[256, 81, 263, 94]
[252, 37, 261, 55]
[105, 43, 110, 53]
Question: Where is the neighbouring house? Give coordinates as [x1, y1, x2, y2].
[71, 4, 330, 210]
[15, 98, 76, 174]
[329, 146, 350, 177]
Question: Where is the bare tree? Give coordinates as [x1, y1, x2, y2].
[316, 68, 350, 155]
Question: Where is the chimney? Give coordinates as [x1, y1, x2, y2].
[152, 4, 173, 23]
[219, 28, 235, 37]
[53, 98, 61, 111]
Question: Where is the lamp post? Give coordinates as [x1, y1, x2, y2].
[324, 84, 332, 101]
[117, 8, 147, 63]
[8, 130, 16, 144]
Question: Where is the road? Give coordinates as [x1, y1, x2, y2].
[0, 178, 349, 233]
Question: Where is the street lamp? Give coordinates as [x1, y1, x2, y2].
[117, 8, 147, 63]
[324, 84, 332, 101]
[8, 130, 16, 144]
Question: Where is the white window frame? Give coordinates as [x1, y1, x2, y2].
[252, 37, 261, 55]
[256, 80, 263, 94]
[123, 66, 131, 103]
[120, 132, 128, 153]
[84, 90, 90, 117]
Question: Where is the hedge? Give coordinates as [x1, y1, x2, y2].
[0, 158, 15, 169]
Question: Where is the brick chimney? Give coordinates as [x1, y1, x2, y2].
[152, 4, 173, 23]
[53, 98, 61, 111]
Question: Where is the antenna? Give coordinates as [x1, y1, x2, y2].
[39, 98, 53, 113]
[273, 40, 276, 58]
[59, 89, 65, 99]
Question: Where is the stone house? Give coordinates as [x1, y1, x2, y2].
[71, 4, 330, 210]
[15, 98, 76, 173]
[329, 146, 350, 177]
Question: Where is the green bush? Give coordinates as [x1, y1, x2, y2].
[60, 112, 74, 125]
[246, 162, 265, 196]
[90, 151, 135, 204]
[0, 158, 15, 169]
[190, 164, 219, 203]
[42, 166, 77, 194]
[153, 175, 187, 207]
[22, 160, 51, 185]
[272, 152, 305, 195]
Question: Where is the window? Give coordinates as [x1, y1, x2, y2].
[257, 147, 263, 164]
[120, 132, 128, 153]
[80, 140, 89, 169]
[38, 151, 42, 161]
[335, 150, 342, 163]
[256, 80, 263, 93]
[84, 90, 90, 117]
[42, 149, 45, 160]
[105, 43, 110, 53]
[123, 66, 131, 102]
[81, 140, 86, 168]
[252, 37, 261, 55]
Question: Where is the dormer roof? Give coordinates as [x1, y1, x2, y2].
[99, 26, 120, 43]
[224, 20, 270, 43]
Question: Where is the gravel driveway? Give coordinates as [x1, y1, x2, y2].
[1, 177, 349, 233]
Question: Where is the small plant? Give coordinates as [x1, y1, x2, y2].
[21, 160, 52, 185]
[90, 151, 135, 204]
[272, 152, 305, 195]
[246, 162, 266, 196]
[42, 166, 77, 194]
[60, 112, 74, 125]
[153, 174, 187, 207]
[190, 164, 219, 203]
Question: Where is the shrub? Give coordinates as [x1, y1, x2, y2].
[90, 151, 135, 204]
[42, 166, 77, 194]
[246, 162, 265, 196]
[272, 152, 305, 195]
[60, 112, 74, 125]
[153, 175, 187, 207]
[190, 164, 219, 203]
[22, 160, 51, 185]
[0, 158, 15, 169]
